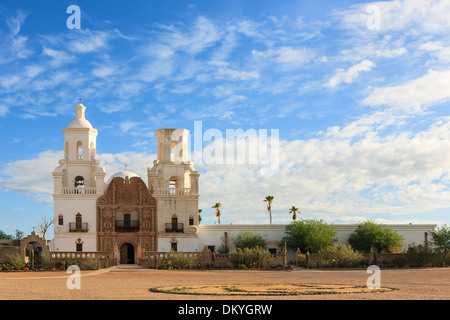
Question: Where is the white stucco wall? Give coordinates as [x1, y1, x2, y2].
[53, 197, 99, 251]
[195, 223, 437, 254]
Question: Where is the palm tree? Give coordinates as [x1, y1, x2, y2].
[211, 202, 222, 224]
[289, 206, 300, 221]
[198, 209, 202, 224]
[263, 196, 274, 224]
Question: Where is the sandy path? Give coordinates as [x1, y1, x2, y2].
[0, 267, 449, 300]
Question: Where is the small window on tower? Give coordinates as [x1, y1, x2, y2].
[58, 214, 64, 225]
[74, 176, 85, 188]
[169, 176, 178, 189]
[76, 141, 83, 160]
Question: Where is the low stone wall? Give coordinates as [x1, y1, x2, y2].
[0, 246, 20, 264]
[49, 251, 114, 268]
[295, 249, 449, 268]
[139, 247, 212, 268]
[212, 252, 286, 268]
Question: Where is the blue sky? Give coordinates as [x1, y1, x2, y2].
[1, 0, 450, 236]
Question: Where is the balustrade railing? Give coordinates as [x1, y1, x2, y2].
[61, 187, 97, 195]
[69, 222, 89, 232]
[158, 188, 191, 195]
[165, 223, 184, 233]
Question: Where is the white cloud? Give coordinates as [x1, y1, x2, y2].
[335, 0, 450, 35]
[0, 105, 10, 117]
[0, 150, 62, 202]
[119, 121, 140, 133]
[68, 30, 111, 53]
[362, 68, 450, 111]
[326, 59, 375, 88]
[5, 10, 27, 39]
[252, 46, 315, 68]
[92, 65, 117, 78]
[43, 47, 75, 66]
[216, 67, 259, 80]
[160, 16, 220, 55]
[419, 41, 450, 64]
[2, 116, 450, 225]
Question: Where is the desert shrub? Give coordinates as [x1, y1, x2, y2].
[387, 254, 407, 268]
[406, 243, 434, 267]
[40, 253, 50, 269]
[319, 244, 364, 268]
[217, 243, 230, 254]
[4, 253, 25, 270]
[296, 254, 308, 268]
[233, 232, 266, 250]
[230, 247, 272, 268]
[54, 256, 79, 270]
[79, 256, 102, 270]
[161, 251, 196, 270]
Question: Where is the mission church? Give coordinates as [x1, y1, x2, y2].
[50, 103, 436, 264]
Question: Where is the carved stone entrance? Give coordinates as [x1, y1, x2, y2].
[97, 175, 157, 265]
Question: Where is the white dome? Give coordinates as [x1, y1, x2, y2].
[68, 104, 93, 128]
[68, 117, 93, 128]
[106, 171, 140, 184]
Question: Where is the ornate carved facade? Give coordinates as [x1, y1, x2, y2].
[97, 176, 157, 262]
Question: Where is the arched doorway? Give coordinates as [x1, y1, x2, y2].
[119, 243, 135, 264]
[25, 242, 43, 267]
[20, 232, 51, 268]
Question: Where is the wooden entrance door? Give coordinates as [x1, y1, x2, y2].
[120, 243, 135, 264]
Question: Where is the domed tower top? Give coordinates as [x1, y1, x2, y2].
[68, 103, 93, 129]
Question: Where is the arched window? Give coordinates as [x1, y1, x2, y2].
[58, 214, 64, 225]
[74, 176, 85, 188]
[75, 238, 83, 252]
[76, 141, 83, 160]
[169, 176, 178, 188]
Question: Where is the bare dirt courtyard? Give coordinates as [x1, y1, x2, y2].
[0, 266, 449, 300]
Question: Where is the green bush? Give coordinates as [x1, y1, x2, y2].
[296, 254, 308, 268]
[79, 256, 102, 270]
[233, 232, 266, 250]
[348, 220, 404, 253]
[406, 243, 434, 267]
[230, 247, 272, 268]
[161, 251, 196, 270]
[281, 218, 337, 253]
[4, 253, 26, 270]
[54, 256, 79, 270]
[319, 244, 364, 268]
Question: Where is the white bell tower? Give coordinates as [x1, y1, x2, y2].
[148, 129, 201, 252]
[52, 103, 105, 252]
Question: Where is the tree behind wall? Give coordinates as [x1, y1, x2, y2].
[348, 220, 404, 253]
[233, 231, 266, 250]
[281, 218, 337, 253]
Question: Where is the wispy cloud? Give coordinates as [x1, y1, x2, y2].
[326, 59, 375, 88]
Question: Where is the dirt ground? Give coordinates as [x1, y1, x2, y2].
[0, 266, 449, 300]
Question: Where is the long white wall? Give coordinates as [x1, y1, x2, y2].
[196, 223, 437, 254]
